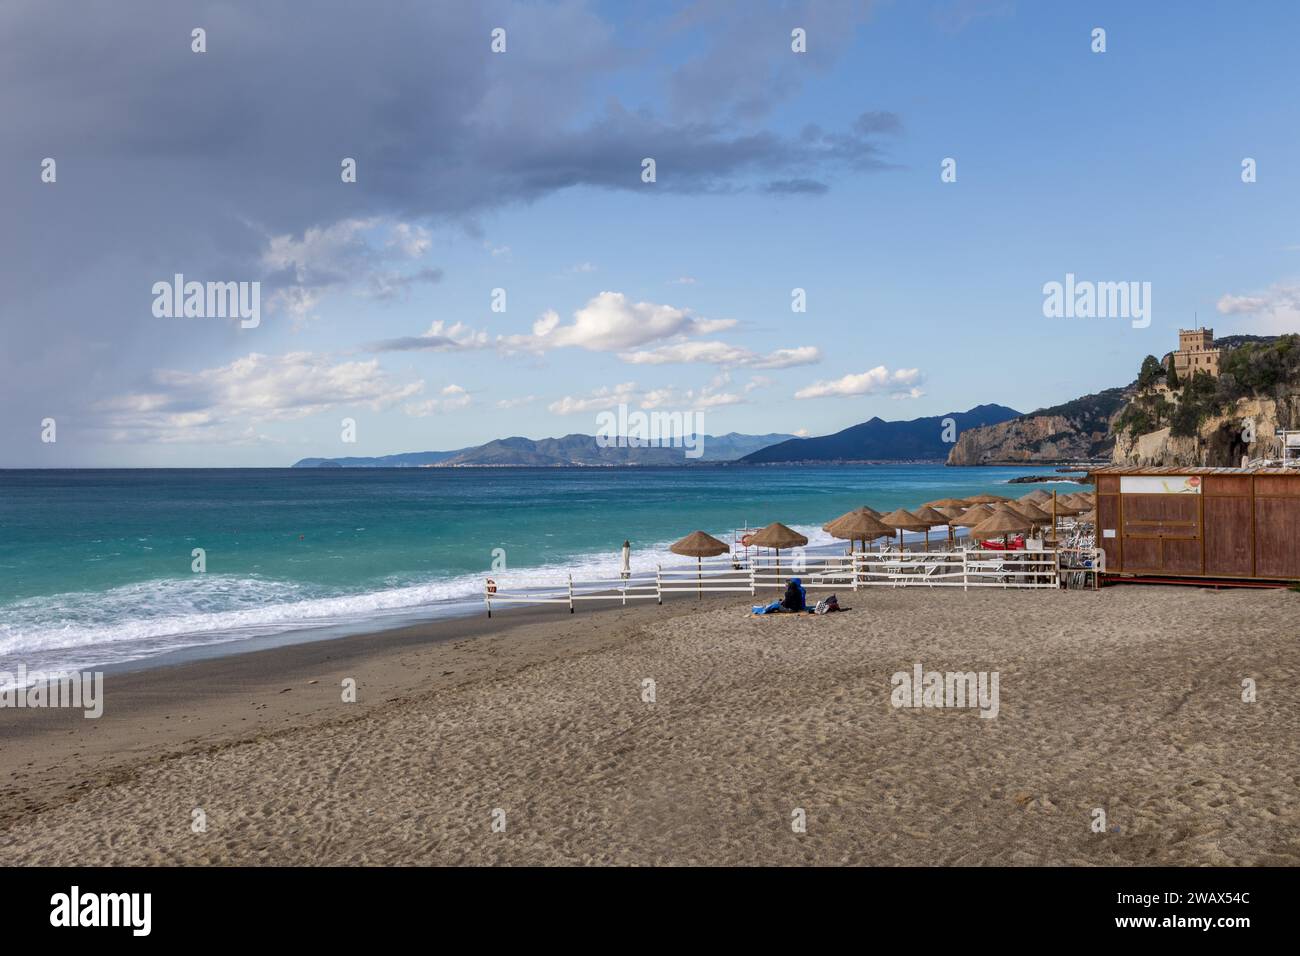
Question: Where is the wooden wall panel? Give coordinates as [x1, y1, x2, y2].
[1204, 496, 1253, 576]
[1255, 475, 1300, 497]
[1204, 475, 1251, 496]
[1097, 475, 1120, 494]
[1122, 537, 1160, 570]
[1162, 537, 1202, 573]
[1255, 497, 1300, 578]
[1097, 494, 1121, 569]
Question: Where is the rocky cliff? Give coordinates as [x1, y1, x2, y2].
[1112, 394, 1300, 467]
[947, 388, 1128, 466]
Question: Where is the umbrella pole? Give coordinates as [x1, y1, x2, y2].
[697, 556, 702, 600]
[924, 528, 929, 552]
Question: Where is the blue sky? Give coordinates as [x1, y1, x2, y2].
[4, 0, 1299, 466]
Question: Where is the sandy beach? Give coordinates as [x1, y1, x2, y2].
[0, 584, 1296, 866]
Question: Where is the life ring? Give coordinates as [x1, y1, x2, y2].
[741, 534, 753, 547]
[486, 578, 498, 595]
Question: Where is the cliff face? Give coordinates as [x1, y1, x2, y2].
[946, 388, 1128, 466]
[948, 335, 1300, 469]
[1112, 394, 1300, 467]
[947, 415, 1100, 465]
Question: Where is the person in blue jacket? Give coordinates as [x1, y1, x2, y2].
[781, 577, 806, 612]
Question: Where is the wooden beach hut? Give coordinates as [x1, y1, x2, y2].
[1089, 465, 1300, 582]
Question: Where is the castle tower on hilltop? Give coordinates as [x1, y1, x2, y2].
[1171, 326, 1221, 378]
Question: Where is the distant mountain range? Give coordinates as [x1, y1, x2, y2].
[292, 432, 795, 467]
[292, 407, 1029, 468]
[739, 404, 1021, 463]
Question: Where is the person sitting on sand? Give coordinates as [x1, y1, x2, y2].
[781, 577, 806, 612]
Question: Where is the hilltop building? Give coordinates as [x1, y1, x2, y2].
[1169, 327, 1222, 378]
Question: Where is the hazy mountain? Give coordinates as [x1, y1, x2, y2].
[292, 432, 793, 467]
[740, 405, 1022, 463]
[291, 449, 470, 468]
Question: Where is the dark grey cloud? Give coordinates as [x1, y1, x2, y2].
[763, 179, 829, 195]
[0, 0, 899, 464]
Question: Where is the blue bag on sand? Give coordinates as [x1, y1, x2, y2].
[751, 600, 785, 615]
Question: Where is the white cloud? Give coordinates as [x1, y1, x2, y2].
[618, 340, 820, 369]
[496, 395, 537, 409]
[261, 218, 443, 322]
[95, 352, 425, 443]
[405, 383, 472, 417]
[1217, 282, 1300, 333]
[366, 320, 490, 353]
[500, 292, 736, 353]
[794, 366, 924, 400]
[549, 378, 745, 414]
[547, 382, 641, 415]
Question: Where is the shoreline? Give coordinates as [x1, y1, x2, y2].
[1, 582, 1295, 865]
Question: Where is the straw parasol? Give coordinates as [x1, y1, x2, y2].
[1076, 508, 1097, 524]
[1049, 495, 1084, 516]
[822, 505, 879, 533]
[1009, 499, 1053, 527]
[965, 493, 1009, 504]
[749, 522, 809, 581]
[969, 505, 1033, 546]
[825, 508, 893, 553]
[879, 508, 930, 552]
[911, 505, 952, 551]
[924, 497, 969, 509]
[949, 504, 994, 526]
[1018, 489, 1053, 504]
[669, 530, 729, 598]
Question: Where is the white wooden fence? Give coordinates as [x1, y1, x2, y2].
[484, 547, 1104, 615]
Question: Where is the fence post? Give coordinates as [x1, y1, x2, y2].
[1053, 549, 1060, 589]
[962, 550, 968, 592]
[656, 565, 662, 605]
[568, 573, 574, 613]
[749, 561, 756, 596]
[852, 552, 859, 591]
[485, 580, 491, 618]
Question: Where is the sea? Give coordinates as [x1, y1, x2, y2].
[0, 466, 1082, 678]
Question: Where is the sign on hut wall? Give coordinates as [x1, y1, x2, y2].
[1119, 475, 1202, 495]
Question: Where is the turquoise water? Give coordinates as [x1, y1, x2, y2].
[0, 466, 1077, 674]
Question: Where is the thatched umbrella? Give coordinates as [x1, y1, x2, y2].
[965, 493, 1009, 504]
[1076, 508, 1097, 524]
[1018, 489, 1053, 504]
[950, 504, 994, 526]
[911, 505, 951, 551]
[822, 505, 879, 533]
[670, 530, 729, 598]
[924, 497, 969, 509]
[969, 506, 1033, 547]
[749, 522, 809, 581]
[825, 509, 893, 553]
[929, 505, 966, 547]
[1009, 499, 1054, 529]
[879, 508, 930, 552]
